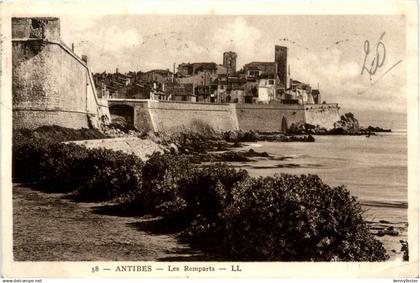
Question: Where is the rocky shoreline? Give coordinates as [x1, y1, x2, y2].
[14, 125, 405, 261]
[287, 112, 392, 136]
[94, 111, 392, 165]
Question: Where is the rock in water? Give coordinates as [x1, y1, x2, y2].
[333, 112, 360, 132]
[307, 135, 315, 142]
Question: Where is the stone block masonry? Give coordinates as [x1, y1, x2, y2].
[109, 99, 340, 133]
[12, 17, 110, 130]
[304, 104, 341, 129]
[147, 100, 238, 132]
[13, 42, 89, 129]
[109, 99, 239, 133]
[235, 104, 306, 132]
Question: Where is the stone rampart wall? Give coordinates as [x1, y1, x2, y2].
[147, 100, 238, 132]
[108, 100, 341, 133]
[12, 40, 110, 129]
[304, 104, 340, 129]
[235, 104, 306, 132]
[13, 42, 89, 129]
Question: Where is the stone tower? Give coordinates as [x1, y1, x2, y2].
[223, 51, 237, 74]
[275, 45, 288, 90]
[12, 17, 61, 41]
[12, 17, 110, 130]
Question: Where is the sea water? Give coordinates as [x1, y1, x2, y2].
[230, 130, 407, 225]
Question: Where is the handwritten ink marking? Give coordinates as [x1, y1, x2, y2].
[358, 59, 403, 95]
[361, 32, 386, 81]
[358, 32, 403, 95]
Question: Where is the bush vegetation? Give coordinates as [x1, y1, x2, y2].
[218, 175, 388, 261]
[13, 126, 106, 182]
[12, 127, 389, 261]
[14, 125, 105, 142]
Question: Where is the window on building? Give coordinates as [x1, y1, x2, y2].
[251, 86, 258, 97]
[268, 79, 274, 85]
[245, 96, 253, 104]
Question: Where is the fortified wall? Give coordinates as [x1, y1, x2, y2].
[12, 17, 110, 130]
[108, 99, 340, 133]
[304, 104, 341, 129]
[109, 99, 239, 133]
[235, 104, 306, 132]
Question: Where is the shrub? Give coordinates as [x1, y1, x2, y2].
[76, 149, 143, 201]
[127, 152, 193, 216]
[218, 174, 389, 261]
[181, 165, 249, 220]
[13, 126, 106, 182]
[12, 138, 51, 182]
[189, 119, 218, 139]
[13, 127, 143, 200]
[108, 116, 137, 133]
[12, 127, 389, 262]
[180, 165, 249, 246]
[124, 153, 249, 228]
[39, 143, 90, 191]
[14, 125, 105, 143]
[400, 240, 409, 261]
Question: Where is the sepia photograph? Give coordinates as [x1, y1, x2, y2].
[1, 0, 419, 279]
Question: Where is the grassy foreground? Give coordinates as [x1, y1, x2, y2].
[12, 126, 389, 261]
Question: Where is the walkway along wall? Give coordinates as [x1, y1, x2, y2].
[12, 18, 110, 130]
[108, 99, 340, 133]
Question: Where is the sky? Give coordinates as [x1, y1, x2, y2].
[60, 15, 406, 117]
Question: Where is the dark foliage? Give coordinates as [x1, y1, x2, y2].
[39, 143, 90, 191]
[12, 127, 389, 261]
[136, 152, 192, 216]
[75, 149, 143, 201]
[13, 127, 143, 200]
[218, 174, 389, 261]
[180, 165, 249, 247]
[14, 125, 105, 143]
[12, 137, 51, 182]
[13, 126, 105, 182]
[108, 116, 136, 133]
[400, 240, 409, 261]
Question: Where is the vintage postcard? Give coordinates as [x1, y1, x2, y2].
[0, 0, 418, 279]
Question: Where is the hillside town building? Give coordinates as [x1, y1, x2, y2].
[13, 17, 339, 133]
[93, 45, 322, 106]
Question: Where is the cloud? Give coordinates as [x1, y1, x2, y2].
[76, 25, 141, 55]
[57, 15, 406, 114]
[208, 17, 265, 67]
[288, 46, 405, 113]
[60, 18, 142, 73]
